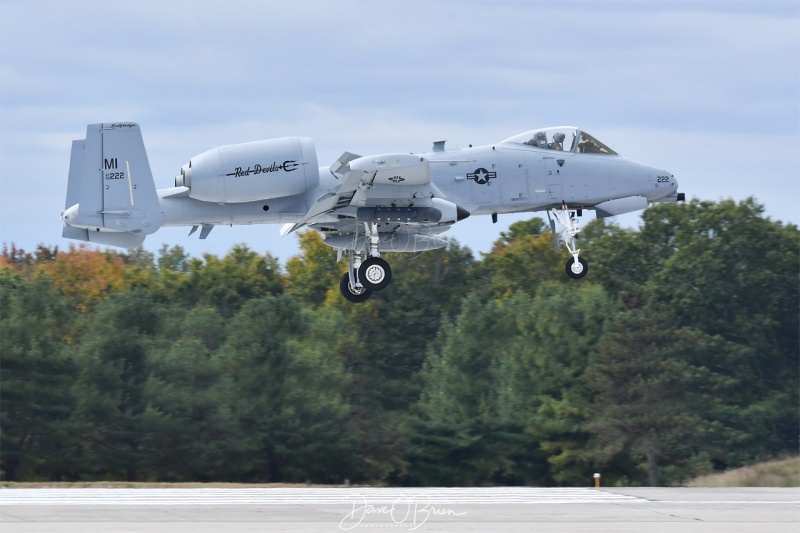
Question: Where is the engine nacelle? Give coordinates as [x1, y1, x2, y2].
[175, 137, 319, 203]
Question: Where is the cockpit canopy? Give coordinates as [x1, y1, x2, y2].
[502, 127, 617, 155]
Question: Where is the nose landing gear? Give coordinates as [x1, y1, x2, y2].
[549, 202, 589, 280]
[565, 256, 588, 279]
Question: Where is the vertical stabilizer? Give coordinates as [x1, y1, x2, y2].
[61, 122, 162, 249]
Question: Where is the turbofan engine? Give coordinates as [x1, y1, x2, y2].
[175, 137, 319, 203]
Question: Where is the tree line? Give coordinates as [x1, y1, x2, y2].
[1, 198, 797, 486]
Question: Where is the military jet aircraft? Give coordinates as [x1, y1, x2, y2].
[61, 123, 682, 302]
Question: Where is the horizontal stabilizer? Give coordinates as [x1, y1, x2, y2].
[62, 226, 146, 248]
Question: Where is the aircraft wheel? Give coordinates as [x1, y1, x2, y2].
[359, 257, 392, 291]
[566, 256, 589, 279]
[340, 273, 372, 303]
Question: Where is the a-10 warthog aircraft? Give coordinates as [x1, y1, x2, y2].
[61, 123, 682, 302]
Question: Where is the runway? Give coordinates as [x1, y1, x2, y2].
[1, 486, 798, 532]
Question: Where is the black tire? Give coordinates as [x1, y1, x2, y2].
[566, 256, 589, 279]
[358, 257, 392, 291]
[340, 273, 372, 303]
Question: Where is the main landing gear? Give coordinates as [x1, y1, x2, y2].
[339, 222, 394, 303]
[339, 255, 393, 303]
[549, 202, 589, 280]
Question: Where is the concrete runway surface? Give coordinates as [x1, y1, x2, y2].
[1, 486, 798, 532]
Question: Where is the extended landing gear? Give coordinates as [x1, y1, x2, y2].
[340, 272, 372, 303]
[549, 203, 589, 280]
[359, 256, 392, 291]
[338, 256, 393, 302]
[338, 222, 394, 302]
[565, 256, 588, 279]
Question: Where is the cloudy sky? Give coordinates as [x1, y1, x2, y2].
[1, 0, 798, 265]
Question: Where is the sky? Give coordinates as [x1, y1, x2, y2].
[1, 0, 798, 266]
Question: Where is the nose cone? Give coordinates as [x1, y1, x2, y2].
[668, 172, 678, 194]
[647, 168, 679, 201]
[648, 169, 685, 204]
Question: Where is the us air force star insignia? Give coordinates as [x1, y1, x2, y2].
[467, 167, 497, 185]
[388, 176, 405, 183]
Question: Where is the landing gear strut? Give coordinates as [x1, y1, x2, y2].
[549, 203, 589, 280]
[339, 251, 372, 303]
[338, 222, 394, 302]
[338, 254, 393, 302]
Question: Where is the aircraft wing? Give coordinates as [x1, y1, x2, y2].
[285, 152, 446, 235]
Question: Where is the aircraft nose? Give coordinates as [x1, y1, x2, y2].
[650, 170, 684, 203]
[673, 174, 685, 202]
[668, 172, 678, 194]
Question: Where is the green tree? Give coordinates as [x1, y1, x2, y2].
[0, 272, 78, 480]
[476, 217, 567, 298]
[157, 244, 190, 273]
[329, 241, 477, 412]
[410, 283, 617, 486]
[285, 230, 346, 306]
[645, 199, 798, 465]
[407, 294, 519, 485]
[584, 305, 739, 486]
[584, 199, 799, 471]
[119, 247, 158, 292]
[579, 219, 646, 297]
[138, 306, 236, 481]
[492, 284, 617, 485]
[162, 245, 283, 318]
[215, 294, 356, 482]
[70, 290, 164, 481]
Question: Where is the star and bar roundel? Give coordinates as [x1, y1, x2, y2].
[467, 167, 497, 185]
